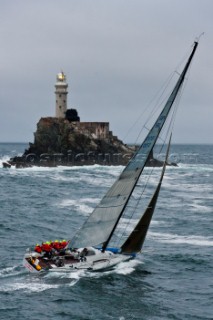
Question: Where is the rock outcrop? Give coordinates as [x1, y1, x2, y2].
[27, 117, 131, 155]
[4, 117, 176, 168]
[8, 118, 134, 167]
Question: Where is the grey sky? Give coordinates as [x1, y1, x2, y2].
[0, 0, 212, 143]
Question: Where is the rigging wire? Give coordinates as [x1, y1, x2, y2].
[122, 71, 176, 144]
[111, 74, 191, 249]
[122, 44, 194, 146]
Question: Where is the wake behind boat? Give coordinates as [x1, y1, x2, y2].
[23, 40, 199, 273]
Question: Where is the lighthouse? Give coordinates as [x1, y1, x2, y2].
[55, 72, 68, 118]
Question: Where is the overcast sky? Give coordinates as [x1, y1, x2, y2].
[0, 0, 212, 144]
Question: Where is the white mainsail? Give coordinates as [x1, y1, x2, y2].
[70, 41, 198, 249]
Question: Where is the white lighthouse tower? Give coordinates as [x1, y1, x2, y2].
[55, 71, 68, 118]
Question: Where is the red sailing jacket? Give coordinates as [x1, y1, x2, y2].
[41, 243, 52, 252]
[52, 242, 61, 251]
[34, 245, 42, 253]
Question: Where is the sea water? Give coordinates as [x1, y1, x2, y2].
[0, 143, 212, 320]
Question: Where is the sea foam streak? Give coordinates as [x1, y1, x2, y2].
[58, 198, 99, 215]
[0, 281, 59, 293]
[189, 201, 212, 213]
[149, 232, 213, 246]
[0, 266, 21, 278]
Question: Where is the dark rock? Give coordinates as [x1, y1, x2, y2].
[6, 117, 177, 168]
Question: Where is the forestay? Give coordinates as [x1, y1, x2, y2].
[70, 41, 198, 249]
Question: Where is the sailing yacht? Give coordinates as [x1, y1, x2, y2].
[23, 40, 199, 273]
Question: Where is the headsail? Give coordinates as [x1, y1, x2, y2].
[70, 41, 198, 250]
[121, 135, 172, 254]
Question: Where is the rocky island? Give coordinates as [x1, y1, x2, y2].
[13, 116, 134, 167]
[4, 72, 175, 168]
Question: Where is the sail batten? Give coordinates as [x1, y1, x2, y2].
[70, 41, 198, 250]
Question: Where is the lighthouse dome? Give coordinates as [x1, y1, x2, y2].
[57, 72, 66, 82]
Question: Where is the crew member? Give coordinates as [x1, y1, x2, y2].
[52, 240, 61, 251]
[34, 243, 42, 254]
[60, 239, 69, 249]
[41, 241, 52, 258]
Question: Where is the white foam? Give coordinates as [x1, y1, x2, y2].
[59, 198, 99, 206]
[0, 266, 19, 277]
[67, 269, 85, 280]
[58, 198, 98, 215]
[86, 259, 142, 279]
[189, 202, 212, 213]
[67, 270, 87, 286]
[0, 259, 142, 291]
[0, 156, 11, 168]
[113, 259, 142, 275]
[51, 172, 115, 187]
[44, 269, 83, 286]
[173, 163, 213, 173]
[149, 232, 213, 246]
[0, 281, 59, 293]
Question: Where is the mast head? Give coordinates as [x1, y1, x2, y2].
[195, 32, 204, 43]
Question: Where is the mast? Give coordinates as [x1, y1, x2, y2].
[101, 41, 198, 252]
